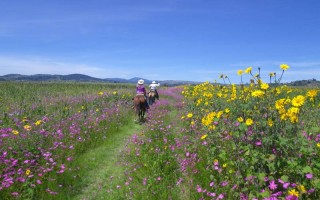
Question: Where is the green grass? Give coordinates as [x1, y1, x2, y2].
[71, 120, 142, 200]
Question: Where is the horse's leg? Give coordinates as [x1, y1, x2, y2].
[140, 103, 145, 122]
[148, 96, 152, 106]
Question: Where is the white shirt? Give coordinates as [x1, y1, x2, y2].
[149, 83, 160, 90]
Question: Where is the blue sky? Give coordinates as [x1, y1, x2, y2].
[0, 0, 320, 83]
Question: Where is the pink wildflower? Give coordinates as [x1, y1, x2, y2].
[306, 173, 313, 179]
[269, 180, 277, 190]
[283, 182, 290, 189]
[196, 185, 202, 193]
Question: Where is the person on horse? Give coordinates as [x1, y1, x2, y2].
[149, 81, 160, 100]
[136, 79, 150, 109]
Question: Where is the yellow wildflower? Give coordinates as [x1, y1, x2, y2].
[288, 107, 299, 114]
[237, 70, 243, 75]
[12, 130, 19, 135]
[245, 66, 252, 74]
[237, 117, 244, 122]
[24, 125, 32, 131]
[317, 143, 320, 148]
[307, 89, 318, 97]
[260, 83, 269, 90]
[280, 64, 290, 70]
[275, 99, 286, 110]
[225, 108, 230, 113]
[288, 189, 299, 197]
[187, 113, 193, 118]
[245, 118, 253, 126]
[292, 95, 305, 107]
[201, 134, 208, 140]
[251, 90, 265, 97]
[289, 114, 298, 123]
[98, 91, 103, 95]
[222, 163, 227, 168]
[25, 169, 31, 175]
[34, 120, 42, 126]
[298, 185, 306, 193]
[113, 91, 117, 95]
[217, 111, 224, 118]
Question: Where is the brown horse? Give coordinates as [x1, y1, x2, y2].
[148, 90, 156, 106]
[133, 94, 146, 123]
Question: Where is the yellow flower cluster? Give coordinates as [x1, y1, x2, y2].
[201, 112, 216, 130]
[181, 66, 318, 130]
[251, 90, 265, 98]
[275, 94, 306, 123]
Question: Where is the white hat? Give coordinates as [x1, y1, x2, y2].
[138, 79, 144, 84]
[152, 81, 156, 84]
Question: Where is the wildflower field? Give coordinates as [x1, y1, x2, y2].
[111, 66, 319, 200]
[0, 82, 135, 199]
[1, 66, 319, 200]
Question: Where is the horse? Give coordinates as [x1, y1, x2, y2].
[148, 90, 156, 106]
[133, 94, 147, 123]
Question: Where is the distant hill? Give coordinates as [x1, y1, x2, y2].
[1, 74, 319, 87]
[288, 78, 320, 87]
[0, 74, 201, 86]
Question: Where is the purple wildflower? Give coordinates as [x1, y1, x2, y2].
[285, 195, 298, 200]
[269, 180, 277, 190]
[306, 173, 313, 179]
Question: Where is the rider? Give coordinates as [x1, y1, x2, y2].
[149, 81, 160, 100]
[136, 79, 149, 109]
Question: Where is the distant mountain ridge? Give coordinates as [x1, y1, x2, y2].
[0, 74, 318, 87]
[0, 74, 200, 86]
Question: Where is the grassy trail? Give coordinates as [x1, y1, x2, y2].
[73, 93, 181, 200]
[72, 120, 142, 200]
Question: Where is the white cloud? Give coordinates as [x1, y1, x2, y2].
[0, 56, 134, 79]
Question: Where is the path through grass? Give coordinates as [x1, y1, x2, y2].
[73, 89, 181, 200]
[72, 120, 142, 200]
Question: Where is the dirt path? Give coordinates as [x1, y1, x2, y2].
[72, 120, 142, 200]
